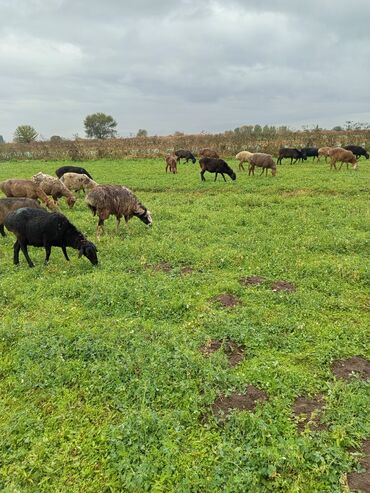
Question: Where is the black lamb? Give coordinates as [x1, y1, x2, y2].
[199, 157, 236, 182]
[56, 165, 94, 180]
[4, 208, 98, 267]
[174, 149, 196, 164]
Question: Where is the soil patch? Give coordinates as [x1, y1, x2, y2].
[240, 275, 265, 286]
[213, 293, 241, 308]
[149, 262, 172, 273]
[347, 439, 370, 492]
[332, 356, 370, 381]
[180, 266, 194, 275]
[271, 280, 296, 292]
[200, 339, 245, 367]
[212, 385, 267, 419]
[293, 394, 326, 432]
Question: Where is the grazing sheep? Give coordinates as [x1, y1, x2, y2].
[329, 148, 358, 170]
[277, 148, 306, 165]
[318, 147, 333, 163]
[175, 149, 196, 164]
[235, 151, 254, 171]
[32, 172, 76, 208]
[248, 153, 276, 177]
[60, 173, 98, 193]
[343, 145, 369, 159]
[85, 185, 152, 238]
[301, 147, 319, 161]
[0, 198, 42, 237]
[199, 148, 220, 159]
[199, 157, 236, 182]
[55, 165, 94, 180]
[165, 155, 178, 174]
[0, 179, 56, 210]
[4, 207, 98, 267]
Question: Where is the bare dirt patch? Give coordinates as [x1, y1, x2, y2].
[332, 356, 370, 381]
[240, 275, 265, 286]
[347, 439, 370, 492]
[200, 339, 245, 367]
[148, 262, 172, 273]
[211, 385, 268, 419]
[271, 280, 296, 292]
[180, 266, 194, 275]
[293, 394, 326, 432]
[213, 294, 241, 308]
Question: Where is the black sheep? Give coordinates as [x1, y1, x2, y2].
[55, 165, 94, 180]
[343, 145, 369, 159]
[300, 147, 319, 161]
[277, 148, 306, 165]
[174, 149, 196, 164]
[4, 208, 98, 267]
[199, 157, 236, 182]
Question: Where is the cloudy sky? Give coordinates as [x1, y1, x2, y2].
[1, 0, 370, 141]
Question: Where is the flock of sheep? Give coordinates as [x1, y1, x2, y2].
[0, 142, 366, 268]
[165, 144, 368, 179]
[0, 166, 152, 267]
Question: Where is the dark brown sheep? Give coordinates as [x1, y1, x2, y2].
[248, 153, 277, 177]
[199, 158, 236, 182]
[199, 148, 220, 159]
[85, 185, 152, 238]
[165, 155, 178, 174]
[329, 148, 358, 170]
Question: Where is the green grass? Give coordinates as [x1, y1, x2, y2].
[0, 158, 369, 492]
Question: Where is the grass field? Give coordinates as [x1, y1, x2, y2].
[0, 158, 369, 492]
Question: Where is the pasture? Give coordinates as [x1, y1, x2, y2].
[0, 158, 369, 492]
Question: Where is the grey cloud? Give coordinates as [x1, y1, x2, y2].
[0, 0, 370, 140]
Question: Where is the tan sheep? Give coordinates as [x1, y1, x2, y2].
[0, 179, 56, 210]
[32, 172, 76, 208]
[318, 147, 333, 163]
[165, 155, 178, 174]
[60, 173, 98, 193]
[329, 148, 358, 171]
[248, 153, 276, 177]
[235, 151, 254, 171]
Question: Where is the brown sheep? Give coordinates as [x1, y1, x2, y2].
[329, 148, 358, 170]
[0, 179, 56, 210]
[248, 153, 276, 177]
[0, 197, 43, 237]
[318, 147, 333, 163]
[235, 151, 254, 171]
[85, 185, 152, 238]
[32, 172, 76, 208]
[199, 148, 220, 159]
[165, 155, 177, 174]
[60, 173, 98, 193]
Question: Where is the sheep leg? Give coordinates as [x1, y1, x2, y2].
[259, 168, 264, 176]
[13, 240, 20, 265]
[44, 245, 52, 264]
[0, 224, 6, 237]
[96, 218, 105, 238]
[19, 242, 34, 268]
[239, 163, 245, 171]
[116, 217, 121, 233]
[200, 171, 206, 181]
[222, 173, 227, 182]
[62, 246, 70, 261]
[214, 173, 218, 181]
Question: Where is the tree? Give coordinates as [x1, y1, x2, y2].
[13, 125, 38, 143]
[84, 113, 117, 139]
[50, 135, 63, 142]
[136, 129, 148, 137]
[332, 126, 343, 131]
[0, 135, 4, 144]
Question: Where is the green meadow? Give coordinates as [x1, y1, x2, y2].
[0, 158, 369, 492]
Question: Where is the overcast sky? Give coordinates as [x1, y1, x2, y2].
[1, 0, 370, 141]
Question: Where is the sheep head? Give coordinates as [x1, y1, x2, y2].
[78, 238, 98, 265]
[134, 207, 152, 226]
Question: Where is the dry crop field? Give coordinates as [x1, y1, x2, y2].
[0, 158, 369, 492]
